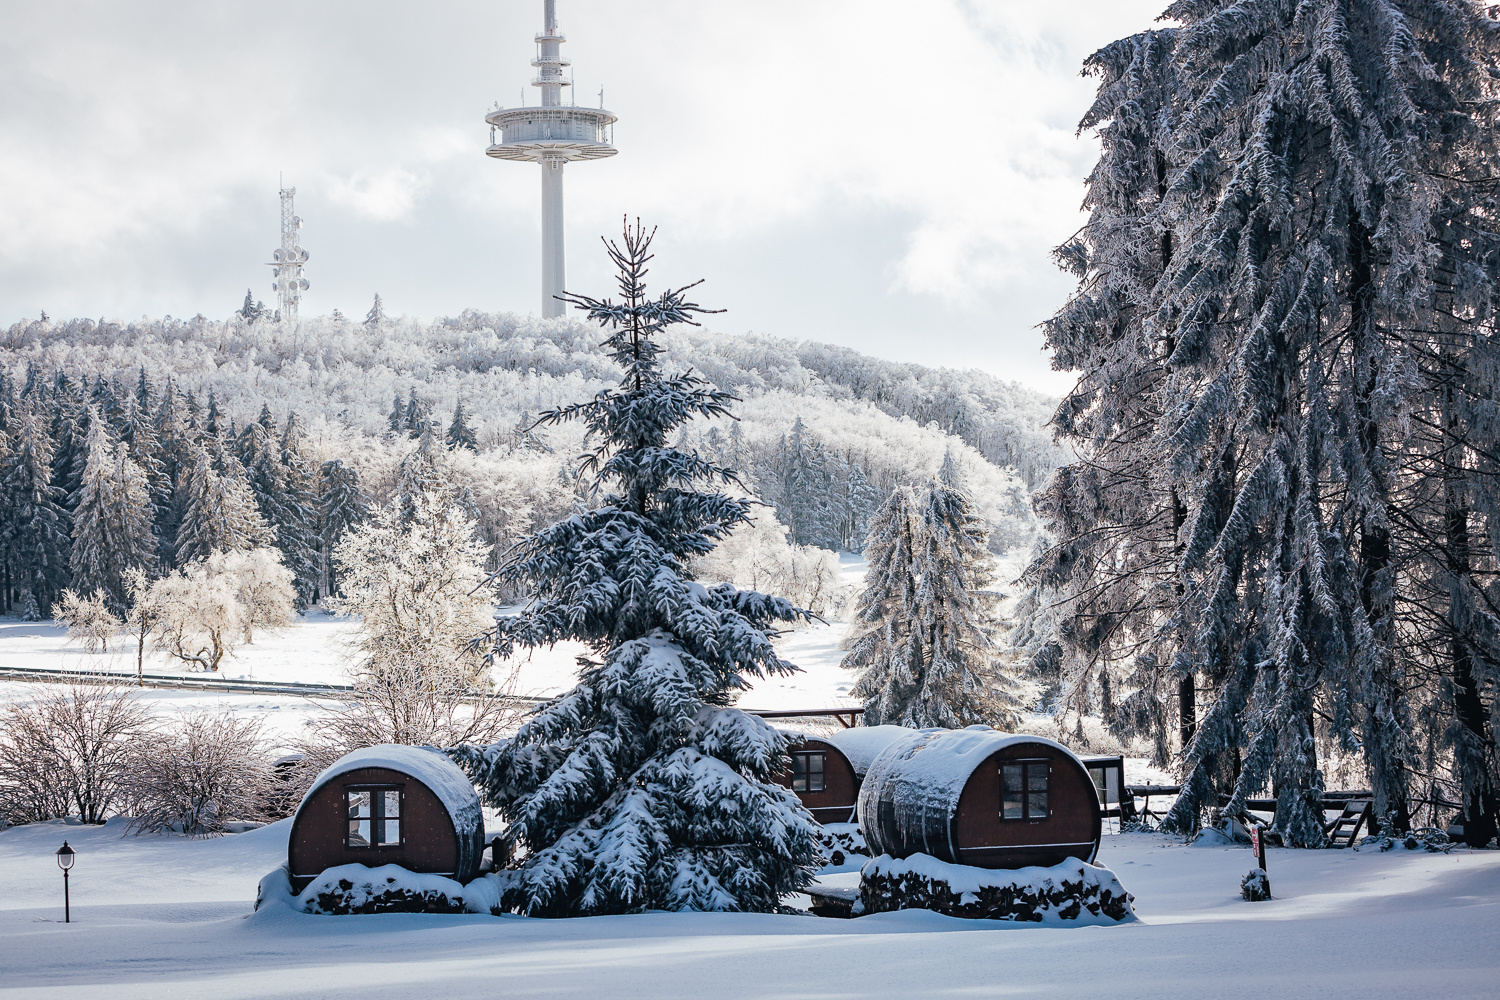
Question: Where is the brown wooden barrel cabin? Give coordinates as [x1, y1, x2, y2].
[858, 727, 1101, 869]
[774, 725, 914, 824]
[288, 744, 485, 893]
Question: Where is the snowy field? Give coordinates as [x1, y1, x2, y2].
[1, 817, 1497, 999]
[0, 556, 870, 750]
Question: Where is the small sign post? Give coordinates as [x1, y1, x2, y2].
[1251, 824, 1268, 872]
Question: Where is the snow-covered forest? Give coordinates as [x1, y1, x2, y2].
[0, 308, 1055, 618]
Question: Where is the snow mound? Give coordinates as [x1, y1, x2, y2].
[255, 863, 513, 916]
[860, 852, 1134, 924]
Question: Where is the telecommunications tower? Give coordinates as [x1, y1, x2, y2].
[268, 184, 309, 326]
[485, 0, 617, 318]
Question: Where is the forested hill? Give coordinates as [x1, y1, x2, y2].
[0, 310, 1059, 610]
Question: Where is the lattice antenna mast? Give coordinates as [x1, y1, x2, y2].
[485, 0, 617, 319]
[268, 183, 310, 327]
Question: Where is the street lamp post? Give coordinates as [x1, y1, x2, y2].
[55, 841, 75, 923]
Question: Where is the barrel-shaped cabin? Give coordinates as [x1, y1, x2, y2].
[288, 745, 485, 893]
[859, 727, 1101, 870]
[775, 725, 914, 824]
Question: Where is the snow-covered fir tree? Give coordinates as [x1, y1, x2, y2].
[317, 458, 368, 599]
[174, 447, 268, 564]
[68, 411, 155, 609]
[364, 293, 386, 331]
[454, 221, 821, 916]
[2, 409, 71, 610]
[446, 400, 479, 452]
[1034, 0, 1500, 844]
[846, 479, 1018, 728]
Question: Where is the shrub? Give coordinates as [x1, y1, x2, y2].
[0, 681, 153, 824]
[122, 709, 272, 836]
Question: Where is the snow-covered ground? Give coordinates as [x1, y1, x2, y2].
[0, 556, 869, 738]
[1, 817, 1497, 999]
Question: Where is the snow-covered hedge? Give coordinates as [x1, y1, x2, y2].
[859, 854, 1134, 924]
[255, 864, 513, 916]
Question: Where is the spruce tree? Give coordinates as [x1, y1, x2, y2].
[318, 458, 369, 598]
[1037, 1, 1500, 843]
[446, 400, 478, 452]
[364, 293, 386, 331]
[68, 412, 155, 609]
[1, 409, 71, 610]
[277, 412, 322, 607]
[846, 480, 1016, 728]
[175, 447, 268, 564]
[455, 221, 820, 916]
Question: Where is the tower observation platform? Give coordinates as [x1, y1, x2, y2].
[486, 0, 617, 318]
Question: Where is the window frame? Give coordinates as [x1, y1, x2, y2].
[1000, 759, 1051, 822]
[791, 752, 827, 794]
[344, 783, 405, 850]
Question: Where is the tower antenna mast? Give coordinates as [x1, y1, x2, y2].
[267, 184, 309, 328]
[485, 0, 617, 319]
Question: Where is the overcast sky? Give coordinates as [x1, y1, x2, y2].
[0, 0, 1168, 394]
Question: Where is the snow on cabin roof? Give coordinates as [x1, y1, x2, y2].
[824, 725, 918, 777]
[299, 744, 482, 834]
[861, 726, 1088, 830]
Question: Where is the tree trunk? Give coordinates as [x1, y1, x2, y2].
[1349, 210, 1411, 833]
[1444, 403, 1498, 848]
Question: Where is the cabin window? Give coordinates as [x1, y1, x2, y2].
[346, 786, 402, 848]
[792, 752, 826, 793]
[1001, 761, 1050, 821]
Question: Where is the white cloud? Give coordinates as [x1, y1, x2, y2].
[321, 168, 426, 222]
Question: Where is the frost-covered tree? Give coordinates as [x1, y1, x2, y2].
[143, 558, 246, 672]
[275, 413, 320, 606]
[2, 409, 70, 610]
[54, 588, 122, 653]
[364, 293, 386, 331]
[454, 221, 821, 916]
[446, 399, 478, 452]
[68, 412, 156, 609]
[174, 447, 268, 564]
[204, 548, 294, 644]
[330, 488, 495, 689]
[846, 480, 1017, 728]
[1036, 1, 1500, 844]
[317, 458, 368, 599]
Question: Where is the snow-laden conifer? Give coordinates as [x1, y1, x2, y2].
[446, 400, 478, 452]
[455, 220, 820, 916]
[68, 411, 155, 609]
[317, 458, 368, 599]
[174, 447, 268, 564]
[846, 480, 1018, 728]
[2, 409, 70, 610]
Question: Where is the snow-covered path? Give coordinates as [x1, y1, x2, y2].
[2, 818, 1497, 999]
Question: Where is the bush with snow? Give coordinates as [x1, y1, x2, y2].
[122, 709, 272, 836]
[54, 588, 123, 653]
[1240, 868, 1271, 902]
[860, 853, 1135, 923]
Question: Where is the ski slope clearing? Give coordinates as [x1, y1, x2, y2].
[0, 818, 1496, 999]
